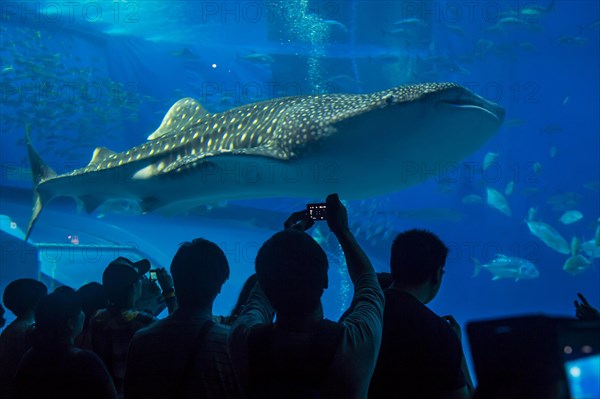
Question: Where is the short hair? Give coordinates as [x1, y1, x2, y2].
[170, 238, 230, 308]
[390, 229, 448, 286]
[2, 279, 47, 317]
[255, 229, 328, 313]
[76, 282, 108, 321]
[34, 289, 82, 345]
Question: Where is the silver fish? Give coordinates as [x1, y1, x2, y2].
[526, 220, 570, 254]
[473, 255, 540, 281]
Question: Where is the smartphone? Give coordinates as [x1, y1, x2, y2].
[148, 270, 158, 281]
[307, 203, 327, 220]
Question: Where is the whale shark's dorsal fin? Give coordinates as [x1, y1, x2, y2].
[88, 147, 117, 167]
[147, 97, 208, 140]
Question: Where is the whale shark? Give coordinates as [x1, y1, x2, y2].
[25, 82, 505, 240]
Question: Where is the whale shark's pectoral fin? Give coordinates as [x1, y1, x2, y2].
[147, 98, 209, 140]
[132, 145, 288, 180]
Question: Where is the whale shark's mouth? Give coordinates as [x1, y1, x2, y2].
[439, 101, 506, 121]
[426, 87, 506, 122]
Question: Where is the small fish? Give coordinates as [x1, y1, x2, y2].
[492, 17, 541, 31]
[532, 162, 542, 174]
[323, 19, 349, 34]
[526, 220, 570, 254]
[483, 152, 499, 170]
[559, 210, 583, 225]
[462, 194, 483, 204]
[581, 240, 600, 258]
[169, 48, 198, 59]
[393, 18, 428, 28]
[556, 36, 589, 46]
[473, 255, 540, 281]
[505, 118, 527, 127]
[504, 181, 514, 196]
[550, 146, 557, 158]
[596, 219, 600, 246]
[547, 192, 583, 211]
[562, 96, 570, 106]
[541, 125, 563, 134]
[563, 254, 592, 275]
[519, 0, 555, 17]
[487, 187, 511, 216]
[238, 52, 275, 64]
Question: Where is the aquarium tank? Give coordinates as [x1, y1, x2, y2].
[0, 0, 598, 389]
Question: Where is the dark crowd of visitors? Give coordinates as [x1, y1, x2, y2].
[1, 193, 598, 399]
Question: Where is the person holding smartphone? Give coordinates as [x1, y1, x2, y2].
[229, 193, 384, 399]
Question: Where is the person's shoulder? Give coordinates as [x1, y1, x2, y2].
[0, 321, 17, 340]
[383, 290, 444, 327]
[383, 289, 424, 312]
[132, 316, 172, 339]
[69, 347, 106, 367]
[1, 319, 29, 336]
[209, 321, 232, 339]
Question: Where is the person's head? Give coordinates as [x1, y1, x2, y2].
[102, 257, 150, 308]
[76, 282, 108, 326]
[33, 289, 84, 345]
[170, 238, 230, 309]
[390, 229, 448, 302]
[2, 278, 47, 318]
[255, 229, 328, 314]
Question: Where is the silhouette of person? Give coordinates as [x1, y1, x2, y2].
[14, 289, 117, 398]
[369, 229, 474, 399]
[229, 193, 384, 398]
[82, 257, 161, 397]
[0, 279, 47, 398]
[124, 238, 240, 398]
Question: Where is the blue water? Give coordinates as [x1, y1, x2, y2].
[1, 0, 599, 380]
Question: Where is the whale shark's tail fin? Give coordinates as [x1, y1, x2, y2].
[25, 125, 56, 241]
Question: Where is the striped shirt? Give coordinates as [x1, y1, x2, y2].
[84, 307, 157, 398]
[124, 308, 240, 399]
